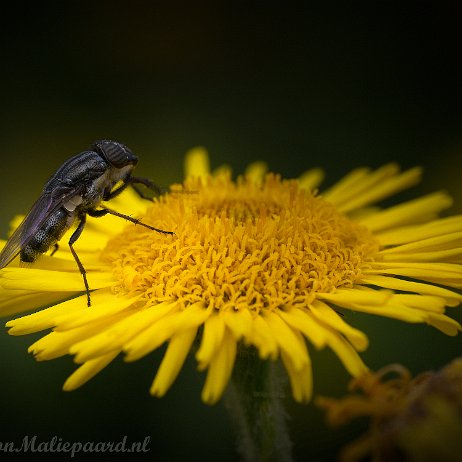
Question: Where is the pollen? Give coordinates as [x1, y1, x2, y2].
[101, 172, 380, 313]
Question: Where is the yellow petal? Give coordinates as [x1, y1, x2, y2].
[298, 168, 324, 191]
[361, 275, 462, 306]
[318, 288, 391, 307]
[69, 301, 179, 362]
[184, 147, 210, 179]
[29, 313, 128, 361]
[325, 164, 400, 207]
[201, 328, 236, 404]
[7, 292, 93, 335]
[0, 289, 71, 317]
[151, 327, 198, 397]
[244, 161, 268, 184]
[323, 329, 369, 377]
[0, 267, 115, 292]
[264, 310, 309, 371]
[376, 216, 462, 246]
[278, 307, 327, 349]
[385, 294, 446, 313]
[53, 293, 142, 330]
[322, 167, 371, 204]
[336, 166, 422, 213]
[357, 192, 453, 231]
[247, 315, 278, 360]
[196, 313, 226, 370]
[423, 312, 461, 336]
[280, 349, 312, 403]
[327, 296, 427, 324]
[380, 248, 462, 263]
[310, 300, 369, 351]
[379, 232, 462, 254]
[222, 308, 253, 340]
[63, 351, 119, 391]
[124, 302, 209, 362]
[366, 262, 462, 289]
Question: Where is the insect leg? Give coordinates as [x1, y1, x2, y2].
[127, 176, 164, 200]
[103, 181, 130, 201]
[50, 243, 59, 256]
[88, 208, 174, 235]
[68, 216, 92, 307]
[104, 176, 164, 202]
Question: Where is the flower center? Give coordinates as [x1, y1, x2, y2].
[101, 173, 379, 312]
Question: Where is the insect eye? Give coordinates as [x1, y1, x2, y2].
[91, 140, 138, 168]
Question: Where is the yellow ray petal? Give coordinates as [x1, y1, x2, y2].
[328, 297, 427, 323]
[423, 312, 461, 336]
[280, 349, 312, 403]
[196, 313, 226, 370]
[264, 310, 309, 371]
[212, 164, 233, 177]
[124, 302, 209, 362]
[380, 248, 462, 263]
[298, 168, 325, 191]
[7, 294, 91, 335]
[337, 167, 422, 213]
[201, 328, 237, 404]
[376, 216, 462, 246]
[245, 161, 268, 184]
[278, 308, 327, 349]
[379, 232, 462, 254]
[53, 293, 142, 331]
[357, 192, 453, 231]
[361, 275, 462, 306]
[28, 314, 127, 361]
[222, 308, 253, 340]
[0, 267, 115, 292]
[10, 254, 106, 270]
[383, 294, 446, 313]
[0, 290, 71, 317]
[6, 288, 120, 335]
[310, 300, 369, 351]
[365, 263, 462, 289]
[319, 287, 445, 318]
[247, 315, 278, 360]
[150, 327, 198, 397]
[322, 167, 371, 204]
[69, 301, 179, 363]
[184, 147, 210, 179]
[317, 288, 391, 307]
[63, 351, 119, 391]
[368, 260, 462, 275]
[323, 329, 369, 377]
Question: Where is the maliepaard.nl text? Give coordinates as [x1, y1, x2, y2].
[0, 435, 150, 457]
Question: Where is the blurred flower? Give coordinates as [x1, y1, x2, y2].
[317, 358, 462, 461]
[1, 148, 461, 404]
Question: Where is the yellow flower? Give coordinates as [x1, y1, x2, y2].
[1, 148, 461, 404]
[316, 359, 462, 462]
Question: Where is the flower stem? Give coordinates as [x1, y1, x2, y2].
[224, 347, 294, 462]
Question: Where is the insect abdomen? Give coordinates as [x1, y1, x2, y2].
[20, 208, 74, 263]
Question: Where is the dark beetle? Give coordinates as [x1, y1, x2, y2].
[0, 140, 173, 306]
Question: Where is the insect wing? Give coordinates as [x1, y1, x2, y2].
[0, 181, 83, 269]
[0, 192, 58, 268]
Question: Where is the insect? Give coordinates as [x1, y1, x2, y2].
[0, 140, 174, 307]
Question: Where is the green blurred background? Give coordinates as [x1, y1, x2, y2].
[1, 2, 461, 461]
